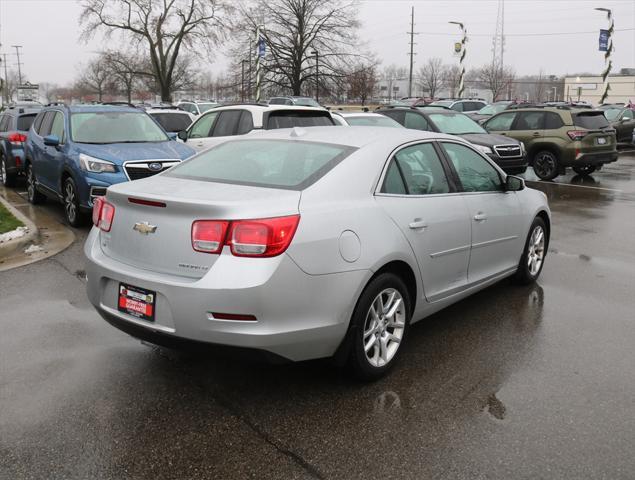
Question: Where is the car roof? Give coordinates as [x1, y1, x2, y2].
[146, 108, 192, 115]
[339, 112, 385, 118]
[63, 104, 140, 114]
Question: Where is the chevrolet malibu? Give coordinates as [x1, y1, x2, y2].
[85, 127, 550, 379]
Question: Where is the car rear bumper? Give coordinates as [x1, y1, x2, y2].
[84, 228, 367, 362]
[565, 151, 619, 166]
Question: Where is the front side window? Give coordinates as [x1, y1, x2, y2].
[167, 139, 355, 190]
[514, 112, 545, 130]
[237, 111, 254, 134]
[189, 112, 219, 138]
[71, 111, 169, 144]
[49, 112, 65, 143]
[383, 143, 450, 195]
[622, 109, 634, 120]
[404, 112, 429, 130]
[39, 111, 56, 137]
[441, 142, 502, 193]
[451, 102, 464, 112]
[485, 112, 517, 131]
[33, 112, 45, 133]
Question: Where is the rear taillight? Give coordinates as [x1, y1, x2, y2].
[192, 220, 229, 253]
[8, 132, 27, 145]
[191, 215, 300, 257]
[567, 130, 588, 141]
[92, 197, 115, 232]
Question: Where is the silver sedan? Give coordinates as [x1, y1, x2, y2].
[85, 127, 550, 379]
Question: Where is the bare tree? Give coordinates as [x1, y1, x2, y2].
[443, 64, 462, 98]
[348, 63, 378, 106]
[417, 58, 445, 98]
[77, 57, 112, 101]
[476, 63, 515, 101]
[533, 70, 547, 102]
[102, 50, 147, 103]
[2, 70, 23, 103]
[235, 0, 364, 96]
[80, 0, 229, 102]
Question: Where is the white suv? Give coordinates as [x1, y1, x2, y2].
[428, 99, 488, 113]
[177, 104, 335, 152]
[176, 100, 220, 116]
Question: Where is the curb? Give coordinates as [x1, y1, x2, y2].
[0, 195, 39, 258]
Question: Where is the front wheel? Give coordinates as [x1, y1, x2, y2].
[572, 165, 597, 176]
[515, 217, 548, 285]
[347, 273, 411, 381]
[533, 151, 559, 181]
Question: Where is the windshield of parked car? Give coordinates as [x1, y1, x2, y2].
[345, 115, 403, 127]
[477, 104, 508, 115]
[167, 139, 355, 190]
[150, 112, 193, 133]
[601, 108, 623, 121]
[292, 97, 322, 107]
[17, 114, 37, 131]
[71, 111, 169, 144]
[429, 100, 453, 107]
[198, 103, 219, 113]
[428, 113, 487, 134]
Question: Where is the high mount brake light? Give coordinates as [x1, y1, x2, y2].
[92, 197, 115, 232]
[191, 215, 300, 257]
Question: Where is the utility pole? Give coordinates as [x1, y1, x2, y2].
[407, 6, 418, 98]
[241, 59, 248, 102]
[311, 50, 319, 103]
[1, 53, 8, 104]
[12, 45, 23, 84]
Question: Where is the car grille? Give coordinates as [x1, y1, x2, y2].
[124, 160, 180, 181]
[493, 145, 522, 158]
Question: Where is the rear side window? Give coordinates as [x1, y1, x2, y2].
[266, 111, 334, 129]
[485, 112, 516, 131]
[212, 110, 243, 137]
[544, 113, 564, 129]
[17, 114, 37, 131]
[514, 112, 545, 130]
[151, 112, 192, 133]
[574, 112, 610, 129]
[167, 139, 355, 190]
[404, 112, 429, 130]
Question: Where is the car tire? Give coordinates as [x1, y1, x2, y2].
[514, 216, 548, 285]
[1, 154, 17, 187]
[347, 272, 411, 381]
[26, 163, 45, 204]
[572, 165, 597, 176]
[532, 150, 559, 180]
[62, 177, 87, 227]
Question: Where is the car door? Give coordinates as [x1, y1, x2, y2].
[39, 111, 66, 193]
[374, 141, 472, 302]
[483, 111, 518, 138]
[616, 108, 634, 142]
[185, 111, 220, 152]
[510, 111, 546, 147]
[440, 141, 523, 284]
[30, 111, 55, 189]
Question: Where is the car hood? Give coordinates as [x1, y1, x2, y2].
[76, 141, 195, 165]
[457, 133, 520, 147]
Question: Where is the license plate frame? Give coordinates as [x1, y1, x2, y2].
[596, 137, 607, 145]
[118, 283, 156, 322]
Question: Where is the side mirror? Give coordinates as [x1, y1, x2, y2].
[177, 130, 188, 141]
[43, 134, 60, 147]
[506, 175, 525, 191]
[622, 116, 630, 122]
[167, 132, 178, 141]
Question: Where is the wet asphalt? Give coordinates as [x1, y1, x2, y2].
[1, 152, 635, 480]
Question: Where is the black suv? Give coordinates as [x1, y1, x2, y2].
[377, 106, 527, 174]
[0, 105, 42, 186]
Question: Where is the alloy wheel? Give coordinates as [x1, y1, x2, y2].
[534, 153, 556, 179]
[363, 288, 406, 368]
[64, 181, 77, 224]
[27, 166, 36, 200]
[527, 225, 545, 276]
[0, 158, 6, 185]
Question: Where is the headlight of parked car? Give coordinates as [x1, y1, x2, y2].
[520, 142, 526, 154]
[474, 144, 493, 155]
[79, 154, 117, 173]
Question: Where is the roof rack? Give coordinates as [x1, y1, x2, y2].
[218, 102, 271, 108]
[101, 101, 137, 108]
[45, 102, 67, 107]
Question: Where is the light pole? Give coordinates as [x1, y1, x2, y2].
[552, 86, 557, 102]
[575, 76, 581, 101]
[595, 7, 613, 105]
[311, 49, 319, 104]
[449, 21, 467, 98]
[241, 59, 248, 102]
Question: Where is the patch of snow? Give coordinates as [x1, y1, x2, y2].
[24, 244, 44, 254]
[0, 226, 29, 243]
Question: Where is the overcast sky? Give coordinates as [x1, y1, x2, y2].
[0, 0, 633, 85]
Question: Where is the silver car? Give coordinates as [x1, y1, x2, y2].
[85, 127, 550, 379]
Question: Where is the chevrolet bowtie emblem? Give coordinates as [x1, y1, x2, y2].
[133, 222, 157, 235]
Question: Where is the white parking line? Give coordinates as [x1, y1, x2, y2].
[526, 180, 623, 193]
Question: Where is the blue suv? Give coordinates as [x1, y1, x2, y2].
[25, 104, 196, 226]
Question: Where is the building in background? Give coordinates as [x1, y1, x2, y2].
[564, 71, 635, 105]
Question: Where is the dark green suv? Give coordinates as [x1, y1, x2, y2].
[483, 107, 618, 180]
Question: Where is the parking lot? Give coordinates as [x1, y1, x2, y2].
[0, 150, 633, 479]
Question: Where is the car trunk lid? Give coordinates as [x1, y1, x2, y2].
[572, 111, 617, 152]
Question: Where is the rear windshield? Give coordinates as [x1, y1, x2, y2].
[266, 111, 334, 129]
[166, 139, 356, 190]
[17, 114, 37, 131]
[345, 115, 402, 127]
[150, 112, 192, 132]
[573, 112, 610, 130]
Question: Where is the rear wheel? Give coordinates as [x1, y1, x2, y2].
[515, 217, 548, 285]
[533, 151, 559, 180]
[572, 165, 597, 176]
[1, 154, 17, 187]
[347, 273, 411, 381]
[63, 177, 87, 227]
[26, 163, 45, 204]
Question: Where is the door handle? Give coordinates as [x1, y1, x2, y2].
[409, 219, 428, 230]
[532, 132, 541, 137]
[473, 213, 488, 222]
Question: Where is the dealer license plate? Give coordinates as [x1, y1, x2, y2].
[596, 137, 607, 145]
[118, 283, 156, 322]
